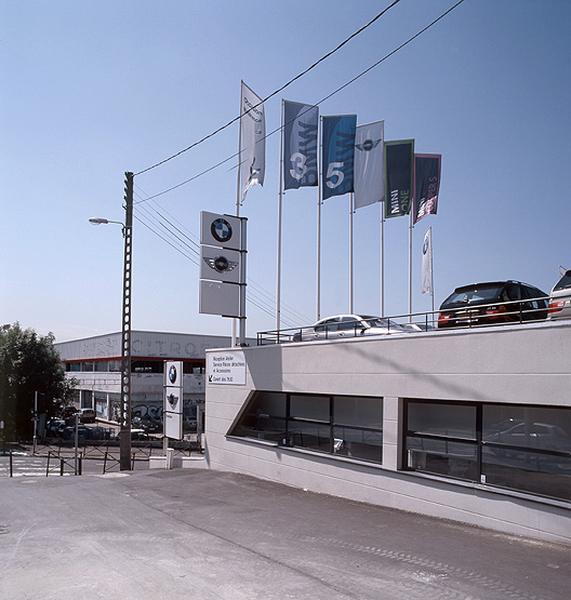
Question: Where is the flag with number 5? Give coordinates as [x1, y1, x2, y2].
[322, 114, 357, 200]
[283, 100, 319, 190]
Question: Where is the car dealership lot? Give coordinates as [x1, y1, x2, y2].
[0, 470, 569, 600]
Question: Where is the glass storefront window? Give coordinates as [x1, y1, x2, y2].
[228, 392, 383, 464]
[334, 396, 382, 429]
[290, 394, 330, 422]
[408, 401, 476, 440]
[405, 400, 571, 502]
[81, 362, 95, 372]
[94, 361, 109, 372]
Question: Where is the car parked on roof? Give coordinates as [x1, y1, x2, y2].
[292, 314, 411, 342]
[548, 269, 571, 320]
[437, 281, 548, 329]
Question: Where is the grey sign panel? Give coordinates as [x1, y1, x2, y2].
[200, 246, 241, 284]
[199, 280, 240, 317]
[200, 211, 242, 251]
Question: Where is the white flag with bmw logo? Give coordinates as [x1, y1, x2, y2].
[421, 227, 433, 295]
[239, 81, 266, 201]
[354, 120, 384, 210]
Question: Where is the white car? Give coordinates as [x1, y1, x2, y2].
[548, 269, 571, 320]
[292, 314, 410, 342]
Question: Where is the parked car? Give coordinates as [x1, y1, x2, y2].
[79, 408, 96, 423]
[437, 281, 548, 329]
[292, 314, 411, 342]
[45, 418, 66, 438]
[548, 269, 571, 320]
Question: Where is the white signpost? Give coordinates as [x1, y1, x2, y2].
[164, 360, 183, 440]
[207, 351, 246, 385]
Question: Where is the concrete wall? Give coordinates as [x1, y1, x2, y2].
[205, 321, 571, 544]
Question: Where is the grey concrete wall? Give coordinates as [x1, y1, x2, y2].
[205, 321, 571, 544]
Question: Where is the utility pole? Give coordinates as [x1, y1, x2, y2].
[33, 391, 38, 455]
[119, 172, 134, 470]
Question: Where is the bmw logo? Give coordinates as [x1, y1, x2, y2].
[168, 365, 177, 384]
[211, 218, 233, 243]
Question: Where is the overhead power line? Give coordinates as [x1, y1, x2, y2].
[135, 0, 466, 204]
[134, 0, 402, 176]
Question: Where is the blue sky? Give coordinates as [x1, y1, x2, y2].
[1, 0, 570, 341]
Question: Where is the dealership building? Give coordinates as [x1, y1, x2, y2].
[204, 319, 571, 544]
[55, 330, 231, 432]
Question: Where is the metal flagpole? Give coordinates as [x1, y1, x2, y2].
[316, 116, 322, 321]
[408, 208, 413, 323]
[431, 227, 435, 315]
[233, 83, 243, 347]
[381, 209, 385, 317]
[276, 100, 284, 332]
[349, 193, 354, 313]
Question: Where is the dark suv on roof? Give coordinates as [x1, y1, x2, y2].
[437, 281, 548, 329]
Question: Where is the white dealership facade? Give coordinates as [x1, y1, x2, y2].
[204, 320, 571, 544]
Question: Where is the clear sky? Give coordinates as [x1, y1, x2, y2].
[1, 0, 570, 342]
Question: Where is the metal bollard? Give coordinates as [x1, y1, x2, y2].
[78, 457, 82, 476]
[60, 458, 64, 476]
[9, 451, 13, 478]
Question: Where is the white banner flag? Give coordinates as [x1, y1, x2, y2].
[421, 227, 433, 295]
[239, 81, 265, 201]
[354, 120, 384, 210]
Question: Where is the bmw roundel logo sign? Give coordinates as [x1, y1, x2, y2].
[211, 218, 233, 243]
[168, 364, 177, 384]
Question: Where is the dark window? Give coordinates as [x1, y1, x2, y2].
[231, 392, 286, 443]
[81, 362, 94, 372]
[314, 318, 339, 333]
[94, 361, 109, 372]
[131, 360, 163, 374]
[290, 394, 329, 421]
[506, 284, 521, 301]
[108, 360, 121, 372]
[405, 400, 571, 501]
[229, 392, 383, 464]
[80, 390, 93, 409]
[553, 272, 571, 292]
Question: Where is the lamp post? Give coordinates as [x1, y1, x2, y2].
[89, 171, 134, 470]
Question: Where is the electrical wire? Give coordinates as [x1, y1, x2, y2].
[134, 0, 402, 176]
[135, 0, 466, 203]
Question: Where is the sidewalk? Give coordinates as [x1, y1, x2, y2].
[0, 469, 569, 600]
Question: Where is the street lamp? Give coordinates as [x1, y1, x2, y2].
[88, 171, 134, 471]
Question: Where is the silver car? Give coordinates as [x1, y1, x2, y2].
[293, 314, 410, 341]
[548, 270, 571, 320]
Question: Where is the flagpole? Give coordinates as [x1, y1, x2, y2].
[276, 100, 284, 332]
[408, 208, 413, 323]
[233, 82, 243, 347]
[349, 193, 354, 314]
[380, 203, 385, 317]
[431, 227, 435, 316]
[316, 116, 322, 321]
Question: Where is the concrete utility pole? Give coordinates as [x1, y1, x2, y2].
[119, 172, 134, 470]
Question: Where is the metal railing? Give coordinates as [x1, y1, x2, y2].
[256, 296, 551, 346]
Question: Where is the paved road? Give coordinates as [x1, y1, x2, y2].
[0, 469, 569, 600]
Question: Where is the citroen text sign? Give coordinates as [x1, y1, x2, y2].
[164, 360, 183, 440]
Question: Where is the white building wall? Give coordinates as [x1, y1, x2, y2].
[205, 321, 571, 544]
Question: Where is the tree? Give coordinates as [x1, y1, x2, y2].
[0, 323, 76, 441]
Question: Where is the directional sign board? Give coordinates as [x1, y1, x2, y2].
[164, 360, 183, 440]
[207, 350, 246, 385]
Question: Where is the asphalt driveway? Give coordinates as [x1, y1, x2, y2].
[0, 469, 569, 599]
